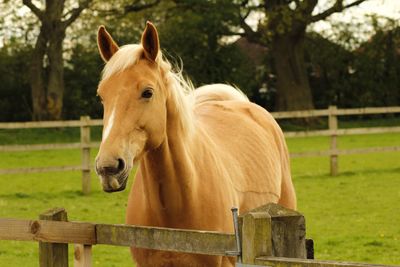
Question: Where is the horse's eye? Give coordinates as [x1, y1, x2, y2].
[141, 88, 153, 99]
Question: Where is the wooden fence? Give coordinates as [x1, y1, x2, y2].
[1, 106, 400, 193]
[275, 106, 400, 176]
[0, 203, 392, 267]
[0, 116, 102, 195]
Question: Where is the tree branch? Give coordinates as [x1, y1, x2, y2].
[298, 0, 318, 17]
[239, 11, 262, 44]
[310, 0, 367, 22]
[62, 0, 92, 28]
[22, 0, 44, 20]
[124, 0, 161, 14]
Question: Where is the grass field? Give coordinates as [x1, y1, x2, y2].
[0, 127, 399, 266]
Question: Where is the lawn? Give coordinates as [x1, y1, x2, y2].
[0, 128, 399, 266]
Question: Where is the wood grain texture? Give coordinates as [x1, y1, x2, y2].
[39, 208, 68, 267]
[95, 223, 236, 256]
[0, 218, 96, 244]
[240, 203, 306, 264]
[80, 116, 91, 195]
[74, 244, 92, 267]
[329, 106, 338, 176]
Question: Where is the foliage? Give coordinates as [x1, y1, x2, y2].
[64, 44, 103, 119]
[0, 44, 32, 121]
[305, 17, 400, 109]
[349, 21, 400, 107]
[305, 32, 353, 108]
[1, 1, 400, 122]
[158, 0, 258, 94]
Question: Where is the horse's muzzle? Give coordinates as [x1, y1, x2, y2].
[95, 156, 130, 193]
[101, 175, 128, 193]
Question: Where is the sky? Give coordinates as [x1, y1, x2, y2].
[313, 0, 400, 33]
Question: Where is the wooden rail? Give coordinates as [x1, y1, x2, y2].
[0, 116, 100, 194]
[254, 257, 390, 267]
[0, 106, 399, 191]
[274, 105, 400, 175]
[0, 217, 235, 255]
[0, 204, 390, 267]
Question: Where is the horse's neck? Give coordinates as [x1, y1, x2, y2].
[140, 82, 198, 221]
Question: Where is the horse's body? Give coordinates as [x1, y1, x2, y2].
[95, 22, 296, 267]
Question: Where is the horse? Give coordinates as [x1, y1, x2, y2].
[95, 21, 296, 267]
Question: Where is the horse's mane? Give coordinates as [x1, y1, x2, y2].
[101, 44, 195, 136]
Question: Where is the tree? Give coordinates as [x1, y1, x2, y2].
[158, 0, 258, 94]
[0, 44, 32, 121]
[350, 19, 400, 107]
[239, 0, 368, 110]
[23, 0, 92, 120]
[304, 32, 353, 108]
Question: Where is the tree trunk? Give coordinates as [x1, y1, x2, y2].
[46, 28, 65, 120]
[30, 29, 48, 121]
[28, 0, 66, 121]
[272, 33, 314, 111]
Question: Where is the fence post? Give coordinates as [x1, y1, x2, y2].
[39, 208, 68, 267]
[74, 244, 92, 267]
[80, 116, 91, 195]
[240, 203, 306, 265]
[329, 105, 338, 176]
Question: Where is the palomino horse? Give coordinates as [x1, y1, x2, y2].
[95, 22, 296, 267]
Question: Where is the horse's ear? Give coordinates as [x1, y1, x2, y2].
[141, 21, 159, 62]
[97, 26, 119, 62]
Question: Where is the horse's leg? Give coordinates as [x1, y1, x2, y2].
[221, 256, 235, 267]
[278, 171, 297, 210]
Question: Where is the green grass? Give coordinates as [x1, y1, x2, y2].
[0, 130, 399, 266]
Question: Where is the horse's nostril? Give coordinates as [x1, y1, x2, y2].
[96, 158, 125, 176]
[117, 158, 125, 172]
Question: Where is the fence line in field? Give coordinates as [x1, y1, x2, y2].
[0, 203, 390, 267]
[0, 106, 399, 193]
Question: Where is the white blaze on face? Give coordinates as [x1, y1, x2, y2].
[102, 107, 116, 141]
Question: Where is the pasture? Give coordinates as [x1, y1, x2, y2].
[0, 129, 399, 266]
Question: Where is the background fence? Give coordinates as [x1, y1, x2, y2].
[1, 106, 399, 194]
[0, 203, 390, 267]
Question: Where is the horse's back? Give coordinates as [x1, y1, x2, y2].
[193, 84, 248, 104]
[194, 95, 296, 211]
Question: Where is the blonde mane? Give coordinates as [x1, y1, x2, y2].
[101, 44, 195, 136]
[102, 45, 142, 80]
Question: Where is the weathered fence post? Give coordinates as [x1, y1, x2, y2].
[39, 208, 68, 267]
[80, 116, 91, 195]
[329, 105, 338, 176]
[74, 244, 92, 267]
[240, 203, 306, 265]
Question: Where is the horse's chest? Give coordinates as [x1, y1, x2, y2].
[132, 248, 227, 267]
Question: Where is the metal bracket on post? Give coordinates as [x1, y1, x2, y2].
[226, 207, 242, 263]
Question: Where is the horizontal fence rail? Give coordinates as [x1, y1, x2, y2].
[0, 204, 391, 267]
[0, 106, 399, 191]
[255, 257, 391, 267]
[96, 224, 236, 255]
[0, 165, 84, 175]
[0, 119, 103, 129]
[0, 218, 236, 256]
[271, 106, 400, 119]
[0, 142, 100, 152]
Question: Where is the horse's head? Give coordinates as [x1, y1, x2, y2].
[95, 22, 168, 192]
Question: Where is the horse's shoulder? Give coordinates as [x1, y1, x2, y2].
[195, 100, 276, 128]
